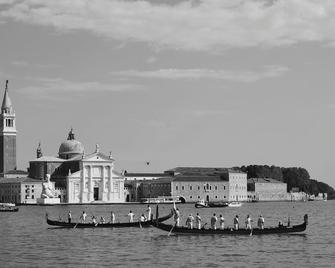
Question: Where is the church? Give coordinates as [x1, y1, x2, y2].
[0, 80, 124, 204]
[29, 129, 125, 203]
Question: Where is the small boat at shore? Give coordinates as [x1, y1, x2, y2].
[195, 200, 228, 208]
[0, 203, 19, 212]
[140, 196, 181, 204]
[228, 201, 242, 208]
[46, 209, 174, 228]
[153, 214, 308, 235]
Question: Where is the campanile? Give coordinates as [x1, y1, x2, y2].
[0, 80, 17, 174]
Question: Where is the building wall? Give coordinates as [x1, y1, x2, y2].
[228, 172, 248, 201]
[255, 182, 287, 201]
[171, 180, 229, 203]
[0, 135, 16, 173]
[141, 181, 171, 199]
[21, 182, 43, 204]
[67, 163, 124, 203]
[0, 181, 43, 204]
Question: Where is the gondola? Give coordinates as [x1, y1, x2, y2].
[0, 203, 19, 212]
[0, 207, 19, 212]
[153, 214, 308, 235]
[46, 209, 174, 228]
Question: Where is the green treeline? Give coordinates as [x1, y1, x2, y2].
[239, 165, 335, 199]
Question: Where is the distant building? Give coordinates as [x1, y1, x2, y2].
[247, 178, 287, 201]
[28, 129, 124, 204]
[0, 177, 44, 204]
[123, 172, 171, 202]
[132, 167, 247, 203]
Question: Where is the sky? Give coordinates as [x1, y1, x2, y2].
[0, 0, 334, 188]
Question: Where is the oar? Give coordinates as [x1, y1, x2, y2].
[168, 224, 176, 236]
[249, 228, 253, 236]
[139, 220, 143, 229]
[73, 222, 79, 229]
[201, 223, 207, 229]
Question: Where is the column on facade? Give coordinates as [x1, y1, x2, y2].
[81, 168, 85, 203]
[109, 165, 113, 200]
[66, 177, 71, 203]
[89, 165, 93, 201]
[102, 165, 105, 192]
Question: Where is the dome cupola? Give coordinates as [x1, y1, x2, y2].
[58, 128, 84, 159]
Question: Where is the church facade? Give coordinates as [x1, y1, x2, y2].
[29, 129, 124, 204]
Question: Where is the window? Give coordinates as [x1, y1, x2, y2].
[25, 195, 28, 199]
[224, 186, 225, 190]
[198, 196, 200, 199]
[198, 186, 200, 190]
[190, 186, 192, 190]
[176, 186, 178, 190]
[32, 195, 34, 199]
[32, 190, 34, 193]
[190, 196, 192, 199]
[206, 184, 209, 190]
[181, 186, 184, 190]
[215, 196, 217, 199]
[215, 186, 217, 190]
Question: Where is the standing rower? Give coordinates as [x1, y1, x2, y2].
[219, 214, 225, 230]
[258, 215, 265, 229]
[111, 211, 115, 224]
[68, 210, 72, 223]
[195, 213, 202, 229]
[234, 215, 239, 230]
[211, 213, 218, 230]
[128, 210, 135, 223]
[174, 208, 180, 226]
[147, 205, 152, 221]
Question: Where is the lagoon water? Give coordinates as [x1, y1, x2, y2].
[0, 201, 334, 268]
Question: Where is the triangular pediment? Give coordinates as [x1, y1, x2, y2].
[82, 152, 114, 162]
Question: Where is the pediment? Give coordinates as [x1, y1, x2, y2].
[82, 152, 114, 163]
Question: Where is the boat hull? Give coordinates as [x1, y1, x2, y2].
[154, 215, 308, 235]
[195, 202, 228, 208]
[0, 207, 19, 212]
[46, 209, 173, 228]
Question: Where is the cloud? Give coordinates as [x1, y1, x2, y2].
[111, 65, 289, 82]
[18, 77, 142, 100]
[1, 0, 335, 51]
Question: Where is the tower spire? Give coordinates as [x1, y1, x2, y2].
[1, 80, 13, 114]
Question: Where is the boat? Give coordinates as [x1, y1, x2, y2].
[195, 200, 229, 208]
[0, 203, 19, 212]
[153, 214, 308, 235]
[228, 201, 242, 207]
[46, 209, 174, 228]
[140, 196, 181, 204]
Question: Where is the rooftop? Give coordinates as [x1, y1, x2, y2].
[165, 167, 245, 176]
[0, 177, 43, 184]
[248, 178, 285, 184]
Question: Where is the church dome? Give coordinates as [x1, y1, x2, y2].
[58, 129, 84, 159]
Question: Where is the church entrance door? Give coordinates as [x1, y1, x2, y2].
[94, 187, 99, 200]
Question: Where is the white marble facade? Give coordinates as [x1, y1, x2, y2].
[66, 152, 124, 203]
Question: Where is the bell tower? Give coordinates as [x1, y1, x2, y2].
[0, 80, 17, 174]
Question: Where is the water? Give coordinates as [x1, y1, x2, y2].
[0, 201, 334, 268]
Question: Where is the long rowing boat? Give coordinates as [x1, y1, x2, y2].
[153, 214, 308, 235]
[46, 209, 173, 228]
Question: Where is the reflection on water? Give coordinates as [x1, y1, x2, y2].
[0, 201, 334, 267]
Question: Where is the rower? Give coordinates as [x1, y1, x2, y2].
[92, 216, 97, 224]
[100, 216, 105, 224]
[140, 214, 146, 222]
[195, 213, 202, 229]
[146, 205, 152, 221]
[128, 210, 135, 223]
[68, 210, 72, 223]
[80, 211, 87, 223]
[233, 215, 239, 230]
[111, 211, 115, 224]
[258, 215, 265, 229]
[174, 208, 180, 227]
[219, 214, 225, 230]
[245, 215, 252, 230]
[186, 214, 194, 229]
[211, 213, 217, 230]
